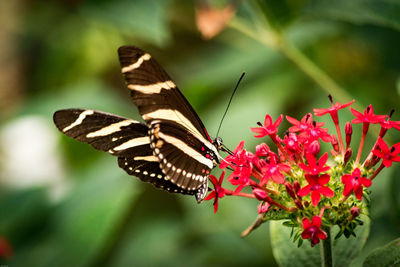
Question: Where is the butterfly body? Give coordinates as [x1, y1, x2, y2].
[53, 46, 221, 202]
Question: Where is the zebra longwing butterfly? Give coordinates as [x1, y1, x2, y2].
[53, 46, 223, 202]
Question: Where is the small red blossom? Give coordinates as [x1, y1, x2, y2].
[314, 97, 354, 123]
[260, 154, 291, 185]
[255, 143, 272, 157]
[220, 140, 245, 169]
[220, 141, 254, 192]
[341, 168, 372, 200]
[258, 202, 271, 214]
[251, 114, 283, 138]
[301, 216, 327, 246]
[380, 117, 400, 131]
[300, 122, 332, 143]
[286, 113, 324, 133]
[297, 174, 334, 206]
[282, 133, 302, 155]
[372, 137, 400, 167]
[299, 153, 330, 175]
[351, 105, 387, 124]
[205, 171, 228, 213]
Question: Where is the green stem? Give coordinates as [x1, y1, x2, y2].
[321, 227, 333, 267]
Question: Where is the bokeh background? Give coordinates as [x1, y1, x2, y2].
[1, 0, 399, 266]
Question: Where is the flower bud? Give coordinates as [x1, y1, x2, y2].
[294, 199, 304, 210]
[253, 188, 268, 201]
[293, 181, 300, 193]
[364, 154, 380, 168]
[350, 207, 360, 219]
[331, 134, 339, 152]
[343, 148, 352, 166]
[258, 202, 270, 214]
[304, 201, 310, 207]
[345, 122, 352, 148]
[308, 140, 320, 155]
[284, 182, 296, 199]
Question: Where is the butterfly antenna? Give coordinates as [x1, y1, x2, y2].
[215, 72, 246, 138]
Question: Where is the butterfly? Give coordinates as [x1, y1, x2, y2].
[53, 46, 225, 202]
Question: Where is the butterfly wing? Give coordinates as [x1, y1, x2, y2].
[53, 108, 196, 195]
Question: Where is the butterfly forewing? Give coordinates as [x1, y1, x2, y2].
[118, 46, 212, 144]
[53, 109, 151, 157]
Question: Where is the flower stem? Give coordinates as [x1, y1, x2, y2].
[334, 121, 345, 157]
[370, 163, 385, 180]
[355, 123, 369, 165]
[320, 227, 333, 267]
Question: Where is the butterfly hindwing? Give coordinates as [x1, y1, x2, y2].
[149, 121, 214, 191]
[117, 157, 195, 195]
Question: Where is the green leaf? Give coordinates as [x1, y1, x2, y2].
[270, 215, 370, 267]
[363, 237, 400, 267]
[305, 0, 400, 32]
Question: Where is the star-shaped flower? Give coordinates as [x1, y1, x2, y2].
[351, 105, 387, 124]
[251, 114, 283, 138]
[260, 154, 291, 185]
[314, 97, 354, 124]
[372, 137, 400, 167]
[286, 113, 324, 133]
[341, 168, 372, 200]
[205, 171, 228, 213]
[301, 216, 327, 246]
[297, 174, 334, 206]
[299, 153, 330, 175]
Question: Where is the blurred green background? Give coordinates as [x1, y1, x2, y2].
[0, 0, 399, 266]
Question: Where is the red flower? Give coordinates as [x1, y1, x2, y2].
[380, 117, 400, 130]
[341, 168, 372, 200]
[351, 105, 387, 124]
[299, 153, 330, 175]
[286, 113, 324, 133]
[282, 133, 302, 155]
[372, 137, 400, 167]
[314, 97, 354, 123]
[255, 143, 272, 157]
[297, 174, 334, 206]
[258, 202, 271, 214]
[300, 123, 332, 143]
[251, 114, 283, 138]
[220, 141, 245, 169]
[205, 171, 228, 213]
[260, 154, 291, 185]
[301, 216, 327, 246]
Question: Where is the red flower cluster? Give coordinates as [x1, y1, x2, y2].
[205, 96, 400, 246]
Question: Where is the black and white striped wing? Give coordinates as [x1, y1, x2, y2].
[53, 108, 196, 195]
[118, 46, 219, 200]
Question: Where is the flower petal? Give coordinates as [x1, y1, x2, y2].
[311, 216, 322, 227]
[319, 186, 334, 197]
[311, 190, 321, 206]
